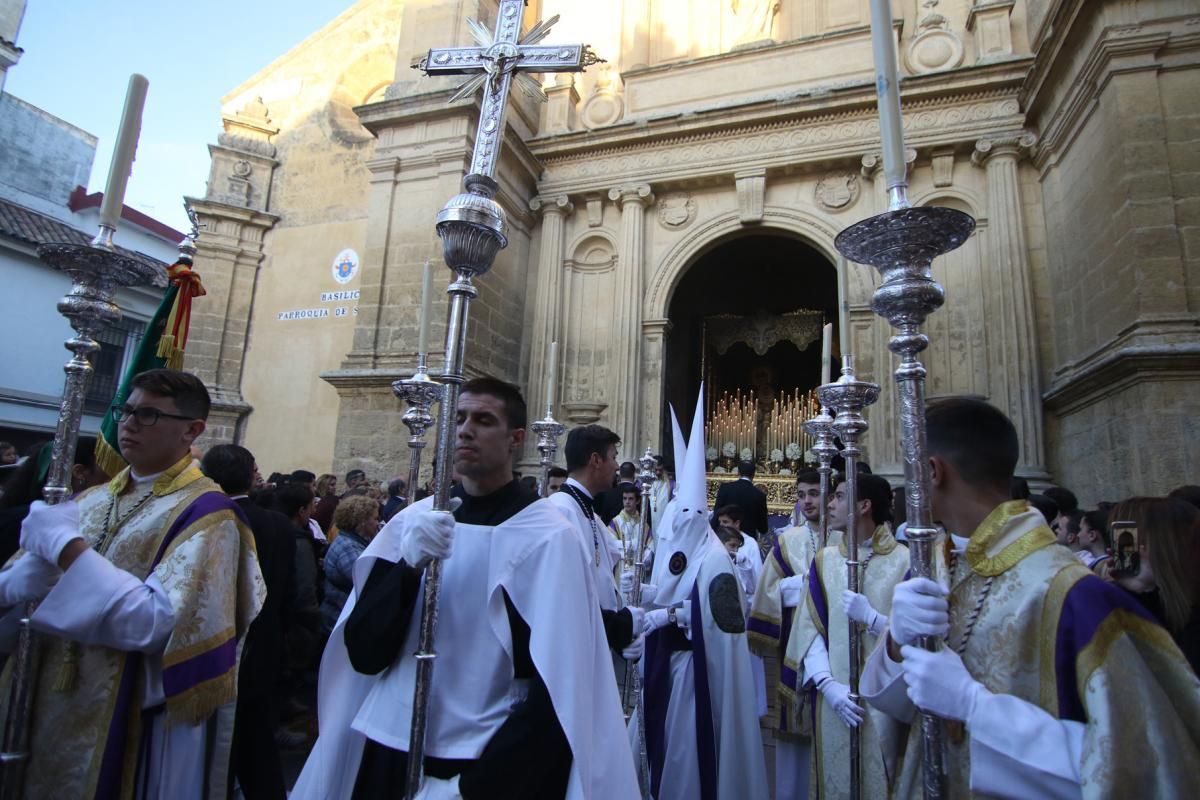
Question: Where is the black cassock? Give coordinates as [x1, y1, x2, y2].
[343, 479, 572, 800]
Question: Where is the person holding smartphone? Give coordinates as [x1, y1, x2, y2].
[1107, 496, 1200, 674]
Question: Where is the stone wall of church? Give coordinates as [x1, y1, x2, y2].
[188, 0, 402, 474]
[1029, 0, 1200, 503]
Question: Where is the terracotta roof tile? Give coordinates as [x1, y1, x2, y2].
[0, 197, 168, 288]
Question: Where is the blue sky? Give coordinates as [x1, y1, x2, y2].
[6, 0, 354, 233]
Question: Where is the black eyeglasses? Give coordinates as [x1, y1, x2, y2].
[111, 404, 195, 426]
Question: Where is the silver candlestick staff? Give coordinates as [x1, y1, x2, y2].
[0, 237, 159, 798]
[818, 355, 879, 800]
[838, 1, 978, 794]
[530, 408, 566, 498]
[408, 3, 601, 794]
[393, 353, 445, 507]
[620, 446, 655, 798]
[804, 406, 839, 548]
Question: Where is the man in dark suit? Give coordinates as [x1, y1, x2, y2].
[595, 460, 637, 526]
[714, 459, 769, 536]
[381, 477, 407, 521]
[202, 445, 296, 800]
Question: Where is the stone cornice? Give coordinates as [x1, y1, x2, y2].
[185, 197, 280, 230]
[530, 58, 1032, 161]
[1044, 316, 1200, 414]
[1025, 15, 1200, 174]
[536, 87, 1027, 195]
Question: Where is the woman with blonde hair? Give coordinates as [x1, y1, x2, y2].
[320, 494, 379, 632]
[1108, 496, 1200, 673]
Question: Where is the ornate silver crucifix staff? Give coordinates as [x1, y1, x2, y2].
[407, 4, 601, 795]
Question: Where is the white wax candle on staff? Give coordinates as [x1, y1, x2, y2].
[869, 0, 907, 190]
[98, 74, 150, 232]
[417, 259, 434, 355]
[545, 341, 558, 412]
[838, 258, 851, 357]
[821, 322, 833, 385]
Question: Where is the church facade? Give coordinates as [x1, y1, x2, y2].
[185, 0, 1199, 505]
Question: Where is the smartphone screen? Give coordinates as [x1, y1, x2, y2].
[1109, 520, 1140, 577]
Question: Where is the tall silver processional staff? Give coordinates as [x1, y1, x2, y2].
[833, 2, 976, 796]
[818, 358, 878, 800]
[530, 341, 566, 497]
[0, 75, 161, 799]
[394, 261, 445, 507]
[409, 4, 601, 795]
[621, 447, 655, 798]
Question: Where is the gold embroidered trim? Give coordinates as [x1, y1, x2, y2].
[808, 549, 827, 641]
[1075, 609, 1181, 702]
[966, 501, 1055, 577]
[1039, 563, 1089, 713]
[836, 525, 897, 559]
[166, 670, 237, 726]
[748, 630, 778, 657]
[107, 453, 199, 498]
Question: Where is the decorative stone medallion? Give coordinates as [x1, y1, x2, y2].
[814, 172, 860, 211]
[657, 192, 697, 229]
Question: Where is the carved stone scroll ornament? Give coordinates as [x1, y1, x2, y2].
[705, 309, 824, 357]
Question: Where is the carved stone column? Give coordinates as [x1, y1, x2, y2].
[608, 183, 654, 452]
[185, 99, 281, 444]
[640, 318, 671, 455]
[973, 133, 1049, 479]
[527, 194, 574, 423]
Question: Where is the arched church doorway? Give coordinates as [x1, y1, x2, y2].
[662, 232, 838, 464]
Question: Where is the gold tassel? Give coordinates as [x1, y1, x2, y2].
[52, 642, 81, 692]
[156, 333, 177, 361]
[94, 436, 127, 480]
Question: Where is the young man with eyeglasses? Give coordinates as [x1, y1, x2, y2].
[0, 368, 265, 798]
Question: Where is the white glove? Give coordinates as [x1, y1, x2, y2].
[818, 677, 864, 728]
[733, 549, 751, 569]
[19, 500, 83, 565]
[889, 577, 949, 646]
[413, 774, 462, 800]
[674, 603, 691, 631]
[619, 569, 635, 596]
[779, 574, 807, 608]
[643, 608, 670, 633]
[0, 554, 62, 607]
[399, 498, 462, 569]
[842, 590, 888, 637]
[622, 633, 645, 661]
[640, 583, 658, 607]
[626, 606, 645, 639]
[900, 644, 989, 722]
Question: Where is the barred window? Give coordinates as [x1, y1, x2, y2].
[85, 316, 148, 412]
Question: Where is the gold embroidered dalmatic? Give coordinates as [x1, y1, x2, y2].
[0, 456, 265, 799]
[784, 525, 909, 799]
[890, 501, 1200, 798]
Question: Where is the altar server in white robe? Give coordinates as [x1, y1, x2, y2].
[861, 397, 1200, 798]
[292, 378, 638, 800]
[0, 369, 264, 800]
[640, 387, 768, 800]
[548, 424, 645, 674]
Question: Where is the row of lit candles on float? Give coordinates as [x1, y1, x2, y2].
[703, 388, 821, 465]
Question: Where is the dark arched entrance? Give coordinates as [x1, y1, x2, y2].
[662, 232, 838, 459]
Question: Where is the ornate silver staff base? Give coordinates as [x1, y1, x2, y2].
[393, 353, 445, 508]
[835, 191, 975, 800]
[530, 409, 565, 498]
[818, 356, 879, 800]
[803, 406, 839, 548]
[0, 237, 159, 798]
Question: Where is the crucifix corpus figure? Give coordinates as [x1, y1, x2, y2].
[291, 4, 634, 800]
